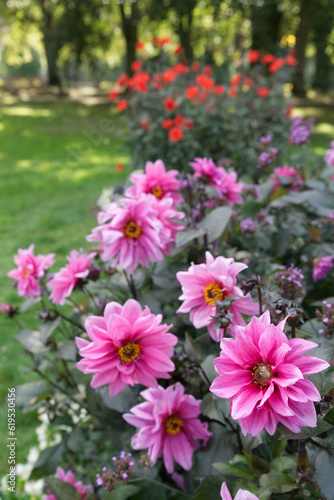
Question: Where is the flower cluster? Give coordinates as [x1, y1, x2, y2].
[45, 466, 93, 500]
[270, 165, 304, 192]
[96, 452, 135, 493]
[316, 300, 334, 338]
[123, 383, 212, 473]
[189, 157, 243, 206]
[76, 299, 177, 396]
[312, 255, 334, 282]
[210, 311, 329, 436]
[240, 218, 258, 234]
[87, 160, 185, 274]
[8, 244, 54, 298]
[325, 140, 334, 167]
[274, 264, 305, 300]
[176, 252, 258, 341]
[288, 116, 314, 145]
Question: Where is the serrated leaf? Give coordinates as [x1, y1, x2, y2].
[40, 317, 61, 343]
[306, 442, 334, 499]
[55, 340, 77, 361]
[193, 476, 224, 500]
[258, 470, 296, 496]
[98, 385, 139, 413]
[15, 329, 48, 354]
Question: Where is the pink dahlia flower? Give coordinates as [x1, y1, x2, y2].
[125, 159, 183, 204]
[313, 255, 334, 282]
[324, 141, 334, 167]
[210, 311, 329, 436]
[149, 195, 185, 252]
[221, 482, 259, 500]
[189, 158, 243, 206]
[271, 165, 303, 192]
[123, 382, 212, 473]
[48, 250, 96, 305]
[76, 299, 177, 396]
[8, 244, 55, 298]
[176, 251, 258, 342]
[87, 195, 165, 274]
[45, 466, 93, 500]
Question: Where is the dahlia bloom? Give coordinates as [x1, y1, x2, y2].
[221, 482, 259, 500]
[189, 158, 243, 205]
[324, 140, 334, 167]
[313, 256, 334, 282]
[271, 165, 304, 192]
[45, 466, 93, 500]
[87, 195, 165, 274]
[8, 244, 55, 298]
[149, 195, 185, 252]
[125, 159, 183, 205]
[176, 251, 258, 342]
[210, 311, 329, 436]
[123, 383, 212, 473]
[48, 250, 96, 305]
[76, 299, 177, 396]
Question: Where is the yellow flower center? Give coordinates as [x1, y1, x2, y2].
[118, 342, 140, 363]
[124, 220, 142, 239]
[151, 186, 163, 198]
[164, 415, 184, 435]
[23, 269, 30, 279]
[252, 363, 273, 386]
[204, 282, 224, 306]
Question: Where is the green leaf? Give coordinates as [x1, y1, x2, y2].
[200, 354, 218, 383]
[15, 380, 49, 407]
[306, 442, 334, 499]
[45, 478, 82, 500]
[15, 329, 48, 354]
[199, 206, 232, 243]
[103, 484, 141, 500]
[98, 385, 139, 413]
[213, 455, 257, 481]
[278, 418, 333, 440]
[31, 441, 65, 479]
[258, 470, 297, 497]
[20, 297, 41, 313]
[55, 340, 77, 361]
[40, 317, 61, 343]
[193, 476, 223, 500]
[175, 227, 206, 248]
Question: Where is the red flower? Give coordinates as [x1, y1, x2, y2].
[247, 49, 259, 63]
[174, 45, 183, 55]
[261, 53, 275, 65]
[185, 85, 199, 99]
[108, 90, 119, 101]
[163, 68, 177, 83]
[230, 72, 243, 86]
[244, 76, 253, 87]
[129, 71, 150, 92]
[164, 97, 179, 112]
[256, 87, 270, 98]
[168, 127, 183, 142]
[228, 87, 238, 98]
[153, 36, 171, 47]
[117, 73, 129, 87]
[191, 62, 200, 72]
[140, 119, 150, 130]
[285, 105, 294, 117]
[196, 74, 215, 91]
[174, 63, 188, 74]
[116, 163, 124, 172]
[161, 119, 174, 129]
[213, 84, 225, 95]
[268, 58, 285, 73]
[116, 100, 128, 111]
[202, 65, 213, 76]
[198, 92, 207, 102]
[185, 119, 194, 129]
[174, 115, 184, 126]
[131, 60, 142, 72]
[135, 41, 145, 50]
[286, 54, 297, 66]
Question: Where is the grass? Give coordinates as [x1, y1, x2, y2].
[0, 96, 332, 478]
[0, 98, 130, 475]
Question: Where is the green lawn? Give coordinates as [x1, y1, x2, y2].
[0, 97, 332, 478]
[0, 98, 130, 474]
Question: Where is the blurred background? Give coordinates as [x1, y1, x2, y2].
[0, 0, 333, 98]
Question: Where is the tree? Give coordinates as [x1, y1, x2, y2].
[250, 0, 283, 54]
[311, 0, 334, 91]
[118, 0, 140, 76]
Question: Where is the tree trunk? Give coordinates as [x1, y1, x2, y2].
[311, 3, 334, 91]
[177, 12, 194, 62]
[251, 0, 282, 54]
[40, 0, 61, 86]
[292, 0, 311, 97]
[119, 1, 139, 76]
